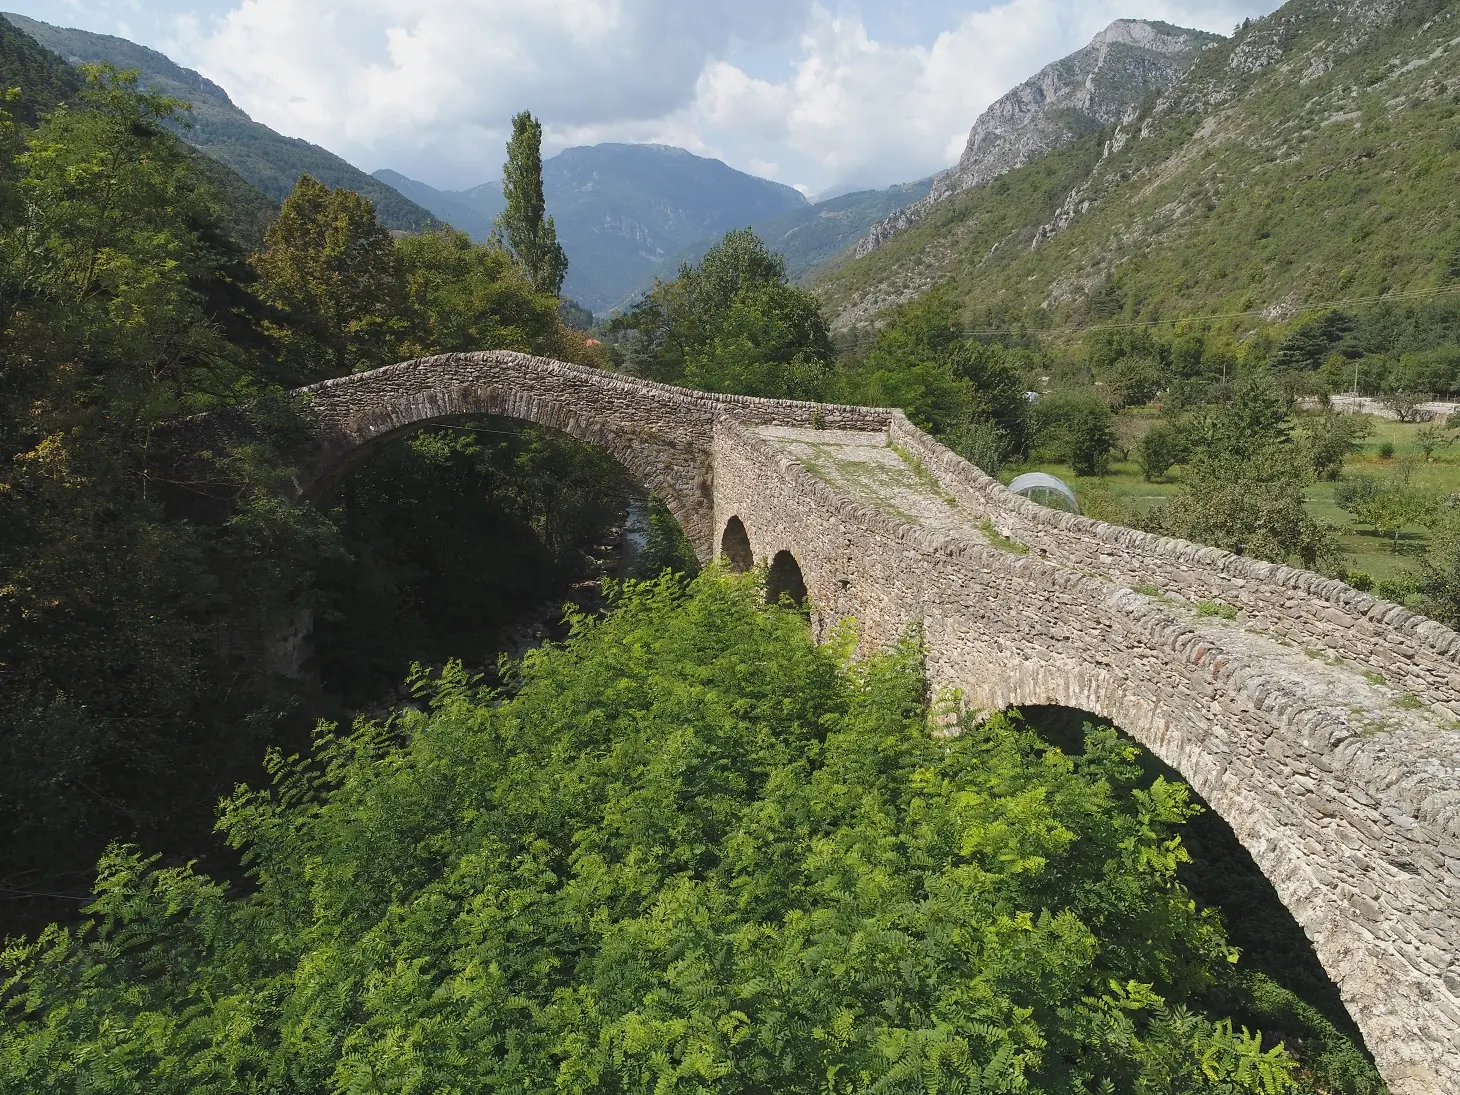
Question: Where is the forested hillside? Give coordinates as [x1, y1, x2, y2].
[0, 63, 616, 936]
[810, 0, 1460, 332]
[4, 12, 439, 233]
[0, 13, 77, 124]
[853, 19, 1220, 259]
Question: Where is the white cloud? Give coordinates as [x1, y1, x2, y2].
[678, 0, 1279, 190]
[20, 0, 1279, 192]
[165, 0, 813, 187]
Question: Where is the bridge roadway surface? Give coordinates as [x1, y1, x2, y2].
[176, 352, 1460, 1094]
[761, 424, 1424, 734]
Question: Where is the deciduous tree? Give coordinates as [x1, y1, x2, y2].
[252, 174, 404, 380]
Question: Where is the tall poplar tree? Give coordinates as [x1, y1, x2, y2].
[493, 111, 567, 296]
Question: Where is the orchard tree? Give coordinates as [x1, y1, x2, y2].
[1335, 471, 1434, 552]
[1298, 411, 1371, 480]
[494, 110, 567, 296]
[1151, 445, 1337, 568]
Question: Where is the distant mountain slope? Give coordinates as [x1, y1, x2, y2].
[761, 179, 936, 280]
[372, 170, 503, 242]
[637, 177, 936, 303]
[0, 14, 274, 246]
[6, 13, 437, 233]
[380, 144, 808, 312]
[854, 19, 1220, 258]
[0, 13, 79, 125]
[811, 0, 1460, 331]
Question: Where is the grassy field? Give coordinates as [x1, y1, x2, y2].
[1004, 414, 1460, 582]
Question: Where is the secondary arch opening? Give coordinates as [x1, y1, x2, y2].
[766, 549, 809, 609]
[721, 516, 754, 572]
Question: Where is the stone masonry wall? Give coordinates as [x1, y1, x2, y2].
[888, 417, 1460, 712]
[711, 415, 1460, 1095]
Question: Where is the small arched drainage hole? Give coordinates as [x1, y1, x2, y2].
[721, 516, 754, 573]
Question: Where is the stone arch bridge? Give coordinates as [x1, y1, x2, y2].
[187, 351, 1460, 1094]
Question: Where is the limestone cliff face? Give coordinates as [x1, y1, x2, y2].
[854, 19, 1219, 257]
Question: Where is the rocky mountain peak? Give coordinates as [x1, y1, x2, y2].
[853, 18, 1220, 257]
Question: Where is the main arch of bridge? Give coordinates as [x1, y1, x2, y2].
[202, 351, 1458, 1095]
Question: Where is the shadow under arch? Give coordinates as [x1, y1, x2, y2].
[720, 516, 754, 572]
[1016, 703, 1377, 1068]
[306, 413, 677, 701]
[766, 549, 809, 608]
[286, 356, 717, 559]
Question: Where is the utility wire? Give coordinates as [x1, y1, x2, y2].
[0, 887, 94, 902]
[423, 423, 525, 437]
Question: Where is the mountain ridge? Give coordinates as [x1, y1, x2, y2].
[810, 0, 1460, 332]
[852, 18, 1221, 259]
[380, 144, 809, 312]
[5, 12, 439, 233]
[640, 178, 936, 301]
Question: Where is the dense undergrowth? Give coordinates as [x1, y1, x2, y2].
[0, 573, 1382, 1093]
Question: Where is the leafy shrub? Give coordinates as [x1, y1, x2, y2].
[635, 497, 701, 578]
[946, 417, 1012, 473]
[1136, 423, 1191, 481]
[1298, 413, 1372, 481]
[0, 573, 1313, 1094]
[1376, 576, 1421, 604]
[1413, 423, 1453, 461]
[1109, 355, 1164, 408]
[1420, 513, 1460, 626]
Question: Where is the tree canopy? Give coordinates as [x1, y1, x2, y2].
[0, 571, 1339, 1094]
[0, 71, 607, 915]
[611, 227, 835, 400]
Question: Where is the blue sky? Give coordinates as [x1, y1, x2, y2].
[8, 0, 1281, 194]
